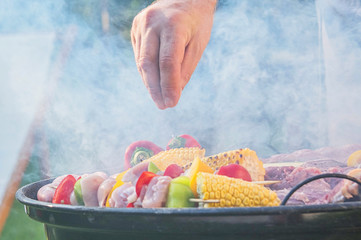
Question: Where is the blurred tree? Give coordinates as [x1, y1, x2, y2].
[65, 0, 153, 40]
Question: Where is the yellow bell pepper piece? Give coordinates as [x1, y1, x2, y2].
[105, 170, 128, 207]
[186, 157, 214, 197]
[347, 150, 361, 167]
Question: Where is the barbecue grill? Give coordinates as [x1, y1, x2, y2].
[5, 1, 361, 240]
[16, 177, 361, 240]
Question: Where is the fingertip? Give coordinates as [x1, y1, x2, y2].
[164, 97, 177, 108]
[148, 88, 166, 109]
[156, 100, 166, 110]
[163, 88, 181, 108]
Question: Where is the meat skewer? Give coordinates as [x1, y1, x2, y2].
[280, 173, 361, 205]
[37, 157, 278, 208]
[35, 144, 361, 208]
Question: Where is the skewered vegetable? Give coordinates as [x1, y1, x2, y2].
[166, 134, 201, 150]
[148, 161, 161, 174]
[143, 147, 206, 171]
[52, 175, 77, 204]
[106, 170, 128, 207]
[166, 176, 195, 208]
[135, 171, 157, 196]
[36, 141, 284, 209]
[196, 173, 280, 208]
[37, 174, 79, 203]
[347, 150, 361, 167]
[163, 164, 184, 178]
[124, 140, 163, 169]
[186, 157, 214, 197]
[201, 148, 265, 181]
[217, 164, 252, 182]
[73, 179, 84, 205]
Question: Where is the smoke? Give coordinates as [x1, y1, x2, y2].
[1, 0, 361, 180]
[202, 0, 325, 156]
[316, 0, 361, 147]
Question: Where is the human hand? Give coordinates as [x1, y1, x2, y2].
[131, 0, 217, 109]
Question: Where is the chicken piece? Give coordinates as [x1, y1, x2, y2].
[37, 174, 79, 202]
[97, 175, 117, 207]
[133, 186, 147, 208]
[122, 161, 149, 185]
[70, 191, 79, 205]
[37, 184, 56, 202]
[108, 182, 135, 208]
[81, 172, 108, 207]
[142, 176, 172, 208]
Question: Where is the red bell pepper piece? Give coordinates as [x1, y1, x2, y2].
[52, 175, 77, 204]
[126, 202, 134, 208]
[135, 171, 157, 196]
[166, 134, 201, 150]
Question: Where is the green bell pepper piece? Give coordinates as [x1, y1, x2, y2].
[166, 176, 195, 208]
[148, 161, 161, 174]
[74, 179, 84, 205]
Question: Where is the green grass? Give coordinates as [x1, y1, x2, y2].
[0, 200, 45, 240]
[1, 153, 47, 240]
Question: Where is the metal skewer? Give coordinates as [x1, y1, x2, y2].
[253, 180, 280, 185]
[189, 180, 280, 203]
[189, 198, 220, 203]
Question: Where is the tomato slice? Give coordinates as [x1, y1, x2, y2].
[135, 171, 157, 196]
[217, 164, 252, 181]
[52, 175, 77, 204]
[163, 164, 184, 178]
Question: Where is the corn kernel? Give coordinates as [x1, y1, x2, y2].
[235, 189, 240, 197]
[226, 193, 232, 200]
[221, 190, 226, 199]
[243, 197, 250, 205]
[240, 193, 245, 200]
[216, 191, 221, 199]
[243, 188, 249, 195]
[210, 192, 215, 199]
[229, 185, 234, 195]
[203, 192, 209, 200]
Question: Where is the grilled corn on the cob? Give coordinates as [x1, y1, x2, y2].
[201, 148, 265, 181]
[197, 172, 280, 208]
[143, 147, 206, 171]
